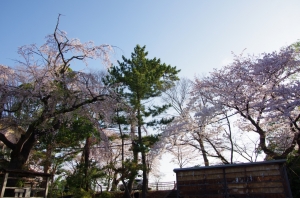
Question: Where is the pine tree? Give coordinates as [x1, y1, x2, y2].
[108, 45, 180, 198]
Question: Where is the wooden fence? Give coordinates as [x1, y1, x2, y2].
[174, 160, 292, 198]
[0, 169, 51, 198]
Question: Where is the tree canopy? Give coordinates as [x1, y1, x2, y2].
[193, 46, 300, 159]
[0, 16, 114, 171]
[107, 44, 180, 198]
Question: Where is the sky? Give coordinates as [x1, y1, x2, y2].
[1, 0, 300, 182]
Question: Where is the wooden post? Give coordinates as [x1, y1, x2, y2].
[222, 168, 228, 198]
[0, 173, 8, 198]
[44, 176, 50, 198]
[280, 165, 293, 197]
[24, 187, 31, 197]
[14, 188, 25, 197]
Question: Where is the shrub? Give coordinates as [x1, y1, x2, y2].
[72, 188, 93, 198]
[98, 191, 112, 198]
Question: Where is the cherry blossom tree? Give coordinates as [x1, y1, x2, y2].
[194, 46, 300, 159]
[161, 78, 209, 166]
[166, 143, 199, 168]
[0, 15, 114, 170]
[162, 78, 265, 166]
[162, 78, 232, 166]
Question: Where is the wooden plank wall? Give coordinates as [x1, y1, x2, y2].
[176, 163, 291, 198]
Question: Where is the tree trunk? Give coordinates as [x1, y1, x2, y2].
[137, 113, 148, 198]
[198, 137, 209, 166]
[83, 136, 91, 191]
[44, 143, 53, 174]
[9, 131, 36, 170]
[122, 179, 132, 198]
[297, 134, 300, 155]
[141, 150, 148, 198]
[111, 174, 120, 191]
[5, 130, 36, 197]
[225, 113, 234, 164]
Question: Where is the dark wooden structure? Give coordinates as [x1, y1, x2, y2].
[173, 160, 292, 198]
[0, 169, 51, 198]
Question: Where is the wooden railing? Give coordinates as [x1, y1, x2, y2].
[148, 181, 176, 191]
[0, 169, 51, 198]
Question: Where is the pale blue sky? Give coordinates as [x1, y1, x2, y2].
[2, 1, 300, 78]
[1, 0, 300, 181]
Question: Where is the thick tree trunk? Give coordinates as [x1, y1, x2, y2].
[9, 131, 36, 170]
[5, 130, 36, 197]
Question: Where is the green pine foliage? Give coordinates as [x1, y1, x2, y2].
[108, 44, 180, 128]
[108, 44, 180, 197]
